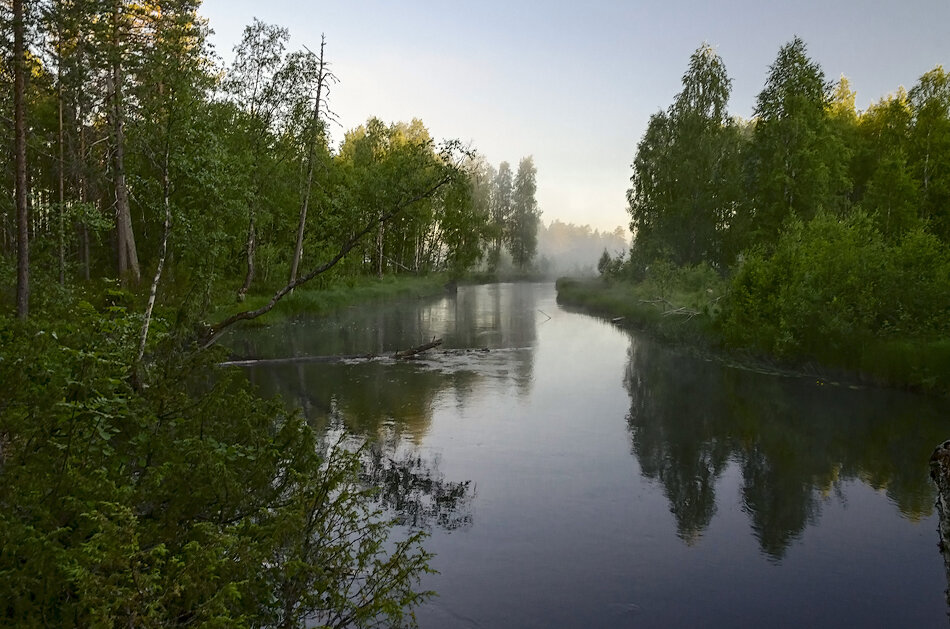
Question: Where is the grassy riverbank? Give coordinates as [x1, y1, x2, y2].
[556, 275, 950, 396]
[211, 273, 452, 326]
[555, 276, 721, 348]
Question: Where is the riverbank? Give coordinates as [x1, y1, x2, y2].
[556, 276, 950, 396]
[555, 270, 724, 347]
[211, 273, 453, 327]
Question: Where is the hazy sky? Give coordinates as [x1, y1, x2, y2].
[199, 0, 950, 233]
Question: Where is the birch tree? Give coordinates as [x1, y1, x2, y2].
[508, 156, 540, 270]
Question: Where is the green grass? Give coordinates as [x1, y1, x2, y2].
[211, 273, 451, 326]
[555, 276, 723, 347]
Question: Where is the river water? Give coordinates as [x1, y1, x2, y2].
[230, 282, 950, 628]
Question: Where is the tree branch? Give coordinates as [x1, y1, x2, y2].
[200, 173, 455, 348]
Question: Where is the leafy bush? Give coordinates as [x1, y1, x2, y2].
[0, 307, 433, 628]
[722, 211, 950, 365]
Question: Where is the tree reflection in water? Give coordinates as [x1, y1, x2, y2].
[625, 339, 732, 544]
[360, 441, 474, 531]
[624, 335, 950, 560]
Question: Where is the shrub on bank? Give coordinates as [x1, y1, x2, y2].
[719, 211, 950, 391]
[721, 212, 950, 361]
[0, 306, 433, 627]
[561, 211, 950, 393]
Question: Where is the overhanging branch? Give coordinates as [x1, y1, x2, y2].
[199, 173, 455, 348]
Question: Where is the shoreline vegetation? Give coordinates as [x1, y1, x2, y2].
[592, 39, 950, 399]
[211, 271, 555, 329]
[212, 273, 454, 327]
[556, 275, 950, 397]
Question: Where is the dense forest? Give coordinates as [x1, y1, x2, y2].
[0, 1, 545, 626]
[608, 38, 950, 385]
[0, 3, 544, 313]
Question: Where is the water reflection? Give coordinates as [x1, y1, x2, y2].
[238, 284, 545, 441]
[229, 283, 541, 359]
[230, 284, 950, 625]
[624, 336, 949, 560]
[361, 441, 474, 531]
[233, 284, 548, 531]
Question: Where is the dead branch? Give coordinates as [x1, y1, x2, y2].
[639, 296, 700, 320]
[662, 306, 700, 320]
[393, 338, 443, 359]
[639, 297, 676, 310]
[221, 353, 378, 367]
[219, 344, 493, 368]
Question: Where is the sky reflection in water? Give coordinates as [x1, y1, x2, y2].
[233, 283, 950, 628]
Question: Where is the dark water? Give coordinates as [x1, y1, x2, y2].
[230, 282, 950, 628]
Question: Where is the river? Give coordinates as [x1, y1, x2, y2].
[229, 282, 950, 628]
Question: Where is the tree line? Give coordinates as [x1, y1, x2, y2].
[474, 155, 542, 273]
[620, 38, 950, 367]
[0, 2, 542, 332]
[0, 1, 544, 625]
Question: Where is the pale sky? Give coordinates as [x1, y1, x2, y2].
[199, 0, 950, 233]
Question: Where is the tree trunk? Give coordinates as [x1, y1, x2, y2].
[58, 46, 65, 286]
[203, 173, 455, 347]
[81, 223, 90, 281]
[111, 3, 139, 284]
[289, 35, 327, 287]
[138, 150, 172, 365]
[376, 217, 384, 278]
[14, 0, 29, 319]
[79, 126, 91, 281]
[930, 440, 950, 609]
[393, 338, 443, 359]
[238, 210, 256, 301]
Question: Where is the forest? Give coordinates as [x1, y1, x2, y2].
[0, 3, 544, 313]
[0, 1, 543, 626]
[598, 38, 950, 390]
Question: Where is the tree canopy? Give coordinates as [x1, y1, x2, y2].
[623, 39, 950, 374]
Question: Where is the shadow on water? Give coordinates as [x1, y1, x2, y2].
[624, 334, 950, 561]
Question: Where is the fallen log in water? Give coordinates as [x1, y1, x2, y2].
[219, 339, 491, 368]
[220, 353, 378, 367]
[929, 440, 950, 608]
[393, 338, 443, 359]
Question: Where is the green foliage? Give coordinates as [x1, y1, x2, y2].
[854, 88, 919, 240]
[613, 36, 950, 392]
[557, 266, 726, 347]
[0, 5, 520, 624]
[487, 161, 513, 272]
[745, 37, 850, 246]
[334, 118, 485, 279]
[908, 66, 950, 240]
[0, 307, 434, 627]
[596, 248, 627, 280]
[628, 44, 741, 269]
[215, 273, 450, 325]
[597, 249, 611, 276]
[722, 211, 950, 367]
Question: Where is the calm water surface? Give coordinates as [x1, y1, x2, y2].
[231, 282, 950, 628]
